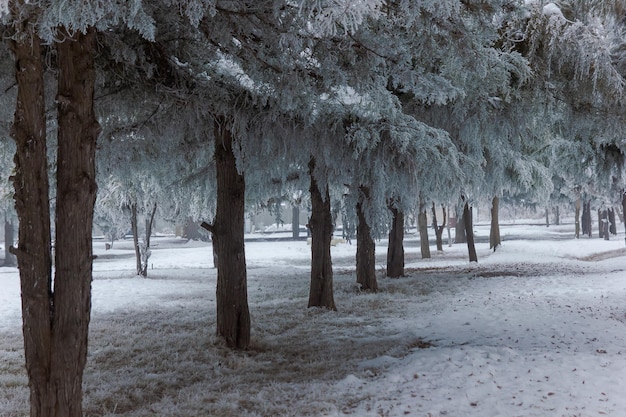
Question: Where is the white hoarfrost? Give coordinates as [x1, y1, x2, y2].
[1, 220, 626, 416]
[543, 2, 564, 19]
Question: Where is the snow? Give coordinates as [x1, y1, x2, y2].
[543, 3, 564, 19]
[1, 221, 626, 416]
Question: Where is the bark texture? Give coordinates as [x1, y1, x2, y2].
[212, 117, 250, 349]
[10, 22, 54, 417]
[356, 186, 377, 292]
[51, 27, 100, 417]
[307, 158, 336, 310]
[11, 26, 99, 417]
[489, 196, 501, 252]
[386, 204, 404, 277]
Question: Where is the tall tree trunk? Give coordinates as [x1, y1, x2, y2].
[489, 196, 501, 252]
[463, 201, 478, 262]
[575, 197, 581, 238]
[307, 158, 336, 309]
[50, 27, 100, 416]
[292, 205, 300, 239]
[432, 203, 445, 252]
[209, 117, 250, 349]
[545, 207, 550, 227]
[9, 21, 54, 417]
[418, 199, 430, 259]
[386, 203, 404, 277]
[356, 186, 377, 292]
[4, 216, 17, 267]
[455, 209, 466, 243]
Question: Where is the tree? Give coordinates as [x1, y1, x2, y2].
[4, 1, 157, 414]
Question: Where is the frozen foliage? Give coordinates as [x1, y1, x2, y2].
[2, 222, 626, 416]
[300, 0, 384, 35]
[38, 0, 156, 41]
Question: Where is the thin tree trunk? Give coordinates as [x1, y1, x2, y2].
[131, 203, 141, 275]
[4, 216, 17, 267]
[209, 117, 250, 348]
[455, 209, 466, 243]
[307, 158, 336, 309]
[575, 197, 580, 238]
[545, 207, 550, 227]
[598, 209, 604, 239]
[489, 196, 501, 252]
[139, 202, 157, 277]
[623, 192, 626, 245]
[292, 205, 300, 239]
[418, 199, 430, 259]
[9, 20, 54, 417]
[446, 205, 452, 247]
[583, 200, 593, 237]
[386, 203, 404, 277]
[356, 186, 377, 292]
[464, 201, 478, 262]
[432, 203, 445, 251]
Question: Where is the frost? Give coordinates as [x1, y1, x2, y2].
[543, 3, 564, 19]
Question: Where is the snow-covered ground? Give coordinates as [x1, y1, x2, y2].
[1, 221, 626, 416]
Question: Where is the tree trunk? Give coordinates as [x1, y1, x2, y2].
[455, 209, 466, 243]
[446, 206, 452, 247]
[307, 158, 336, 310]
[608, 208, 616, 235]
[601, 208, 609, 241]
[4, 216, 17, 267]
[49, 27, 100, 416]
[623, 192, 626, 245]
[386, 203, 405, 278]
[555, 206, 560, 226]
[139, 202, 157, 277]
[418, 200, 430, 259]
[9, 21, 54, 417]
[489, 196, 501, 252]
[432, 203, 445, 252]
[464, 201, 478, 262]
[212, 117, 250, 349]
[575, 197, 580, 238]
[583, 201, 592, 237]
[545, 207, 550, 227]
[292, 205, 300, 239]
[356, 186, 377, 292]
[598, 209, 604, 239]
[131, 203, 142, 275]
